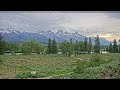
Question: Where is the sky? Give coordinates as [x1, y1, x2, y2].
[0, 11, 120, 41]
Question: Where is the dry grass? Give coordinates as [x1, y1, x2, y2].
[0, 54, 77, 79]
[1, 53, 119, 79]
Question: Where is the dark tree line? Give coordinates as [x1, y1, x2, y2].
[0, 34, 45, 55]
[47, 38, 57, 54]
[88, 37, 92, 54]
[0, 34, 6, 55]
[59, 36, 100, 56]
[21, 40, 45, 54]
[108, 39, 120, 53]
[0, 34, 102, 56]
[94, 35, 100, 53]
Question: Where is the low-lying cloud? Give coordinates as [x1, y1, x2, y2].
[0, 11, 120, 41]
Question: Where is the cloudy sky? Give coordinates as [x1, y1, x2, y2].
[0, 11, 120, 41]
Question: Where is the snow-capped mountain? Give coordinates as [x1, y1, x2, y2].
[38, 30, 46, 35]
[0, 28, 111, 45]
[90, 37, 111, 45]
[56, 30, 71, 41]
[0, 28, 21, 34]
[56, 30, 64, 35]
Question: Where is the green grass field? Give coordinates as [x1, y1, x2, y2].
[0, 53, 120, 79]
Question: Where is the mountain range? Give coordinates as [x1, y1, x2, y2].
[0, 28, 111, 45]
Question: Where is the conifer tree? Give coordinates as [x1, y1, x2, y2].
[0, 34, 5, 54]
[94, 35, 100, 53]
[118, 39, 120, 53]
[47, 38, 52, 54]
[109, 43, 113, 53]
[113, 39, 118, 53]
[74, 40, 79, 56]
[51, 38, 57, 54]
[88, 37, 92, 54]
[84, 37, 88, 51]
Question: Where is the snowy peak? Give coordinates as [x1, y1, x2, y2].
[73, 32, 79, 36]
[0, 29, 4, 33]
[38, 30, 46, 35]
[64, 31, 70, 36]
[0, 29, 111, 45]
[0, 28, 11, 33]
[0, 28, 21, 34]
[56, 30, 71, 36]
[46, 30, 52, 33]
[56, 30, 64, 35]
[72, 31, 85, 37]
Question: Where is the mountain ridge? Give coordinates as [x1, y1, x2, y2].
[0, 28, 111, 45]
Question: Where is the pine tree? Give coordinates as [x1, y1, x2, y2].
[68, 39, 74, 56]
[74, 40, 79, 56]
[88, 37, 92, 54]
[48, 38, 52, 54]
[51, 38, 57, 54]
[84, 37, 88, 51]
[118, 39, 120, 53]
[78, 41, 84, 52]
[106, 46, 109, 52]
[21, 40, 37, 54]
[94, 35, 100, 53]
[109, 43, 113, 53]
[113, 39, 118, 53]
[60, 41, 68, 56]
[0, 34, 5, 54]
[60, 40, 74, 57]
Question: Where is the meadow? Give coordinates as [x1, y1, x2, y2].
[0, 53, 120, 79]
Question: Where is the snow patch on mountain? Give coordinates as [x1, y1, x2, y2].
[0, 28, 111, 45]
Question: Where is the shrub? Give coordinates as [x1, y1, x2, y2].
[91, 54, 101, 62]
[16, 72, 29, 78]
[74, 60, 87, 74]
[73, 60, 120, 79]
[16, 71, 39, 78]
[87, 54, 102, 67]
[74, 54, 102, 74]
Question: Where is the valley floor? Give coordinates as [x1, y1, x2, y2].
[0, 53, 120, 79]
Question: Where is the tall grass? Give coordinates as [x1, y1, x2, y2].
[75, 54, 102, 74]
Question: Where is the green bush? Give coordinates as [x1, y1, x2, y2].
[87, 54, 102, 67]
[91, 54, 101, 62]
[74, 54, 101, 74]
[16, 71, 39, 78]
[74, 54, 107, 74]
[71, 60, 120, 79]
[16, 72, 29, 78]
[74, 60, 87, 74]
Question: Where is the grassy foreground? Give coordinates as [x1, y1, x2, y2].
[0, 53, 120, 79]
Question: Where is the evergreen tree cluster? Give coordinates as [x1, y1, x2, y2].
[60, 39, 74, 56]
[59, 37, 94, 56]
[0, 34, 5, 55]
[2, 32, 120, 56]
[47, 38, 58, 54]
[94, 35, 100, 53]
[108, 39, 120, 53]
[21, 40, 44, 54]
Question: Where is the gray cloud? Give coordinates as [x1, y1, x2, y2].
[106, 13, 120, 19]
[0, 13, 67, 32]
[0, 12, 120, 41]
